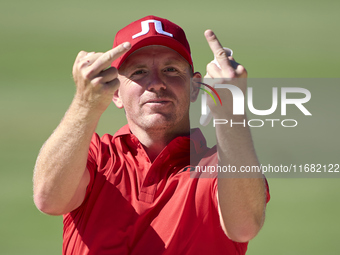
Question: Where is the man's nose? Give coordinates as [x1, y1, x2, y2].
[147, 71, 166, 91]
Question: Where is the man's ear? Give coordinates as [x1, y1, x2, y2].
[190, 72, 202, 102]
[112, 89, 124, 109]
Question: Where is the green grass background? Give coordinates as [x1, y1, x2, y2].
[0, 0, 339, 254]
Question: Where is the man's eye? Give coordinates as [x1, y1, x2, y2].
[132, 70, 146, 76]
[164, 67, 177, 72]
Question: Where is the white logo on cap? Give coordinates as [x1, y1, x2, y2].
[132, 20, 173, 39]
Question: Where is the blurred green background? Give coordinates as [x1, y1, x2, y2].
[1, 0, 339, 254]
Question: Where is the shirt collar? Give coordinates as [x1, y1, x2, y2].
[113, 124, 208, 154]
[112, 124, 132, 138]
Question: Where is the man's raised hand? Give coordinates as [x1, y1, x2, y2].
[204, 30, 247, 119]
[204, 30, 247, 81]
[72, 42, 131, 113]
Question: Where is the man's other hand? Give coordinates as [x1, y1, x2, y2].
[72, 42, 131, 114]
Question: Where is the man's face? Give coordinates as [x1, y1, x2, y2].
[114, 46, 200, 133]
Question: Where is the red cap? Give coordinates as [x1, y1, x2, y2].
[111, 16, 193, 71]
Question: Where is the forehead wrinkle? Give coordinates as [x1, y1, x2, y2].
[121, 58, 147, 71]
[121, 46, 189, 71]
[164, 58, 187, 67]
[133, 64, 148, 69]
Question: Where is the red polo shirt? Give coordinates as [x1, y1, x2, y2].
[63, 125, 269, 254]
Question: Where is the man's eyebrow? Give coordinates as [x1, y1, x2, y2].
[163, 58, 187, 67]
[124, 57, 187, 69]
[125, 63, 148, 70]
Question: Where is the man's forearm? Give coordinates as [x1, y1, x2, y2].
[203, 30, 267, 242]
[33, 99, 100, 215]
[33, 43, 131, 215]
[216, 123, 266, 243]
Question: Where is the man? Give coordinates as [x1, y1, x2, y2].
[33, 16, 269, 254]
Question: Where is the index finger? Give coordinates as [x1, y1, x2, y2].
[91, 42, 131, 73]
[204, 30, 231, 70]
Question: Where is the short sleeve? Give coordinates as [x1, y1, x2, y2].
[264, 178, 270, 204]
[84, 133, 101, 199]
[211, 177, 219, 211]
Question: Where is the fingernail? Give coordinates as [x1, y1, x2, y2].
[205, 30, 214, 38]
[122, 42, 131, 50]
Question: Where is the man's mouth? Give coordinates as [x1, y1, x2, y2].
[144, 99, 172, 104]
